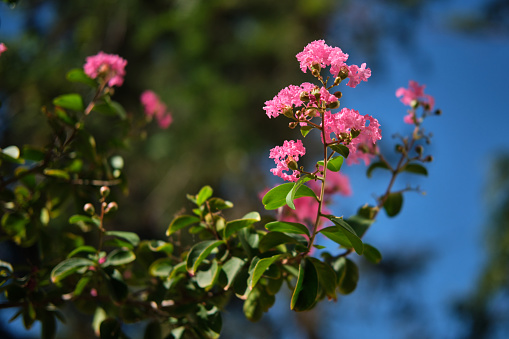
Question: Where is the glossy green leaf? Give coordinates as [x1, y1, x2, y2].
[186, 240, 224, 274]
[166, 215, 200, 236]
[51, 257, 94, 283]
[104, 268, 128, 302]
[43, 168, 70, 180]
[383, 192, 403, 217]
[258, 231, 300, 253]
[21, 145, 45, 161]
[222, 257, 245, 289]
[67, 245, 97, 258]
[224, 212, 260, 239]
[196, 185, 213, 206]
[345, 213, 375, 238]
[330, 144, 350, 158]
[337, 258, 359, 295]
[402, 163, 428, 176]
[367, 161, 391, 178]
[329, 217, 364, 255]
[149, 258, 173, 277]
[363, 243, 382, 264]
[265, 221, 310, 238]
[286, 174, 314, 210]
[291, 258, 318, 311]
[308, 257, 337, 301]
[248, 254, 283, 290]
[206, 197, 234, 212]
[53, 93, 84, 111]
[262, 183, 317, 210]
[300, 125, 313, 137]
[105, 231, 140, 247]
[69, 214, 100, 227]
[66, 68, 97, 87]
[196, 260, 220, 289]
[73, 275, 92, 296]
[104, 249, 136, 266]
[326, 156, 344, 172]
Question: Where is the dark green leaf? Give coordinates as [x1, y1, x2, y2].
[196, 185, 213, 206]
[186, 240, 224, 274]
[224, 212, 260, 239]
[21, 146, 45, 161]
[73, 275, 92, 297]
[326, 156, 344, 172]
[69, 215, 100, 227]
[286, 174, 314, 210]
[221, 257, 245, 290]
[367, 161, 391, 178]
[100, 318, 121, 339]
[144, 321, 162, 339]
[262, 183, 317, 210]
[265, 221, 310, 238]
[206, 197, 233, 212]
[166, 215, 200, 236]
[308, 257, 337, 301]
[258, 231, 299, 253]
[363, 243, 382, 264]
[330, 144, 349, 158]
[328, 217, 364, 255]
[53, 93, 84, 111]
[43, 169, 70, 180]
[402, 163, 428, 176]
[196, 260, 220, 289]
[149, 258, 173, 277]
[291, 258, 318, 311]
[383, 192, 403, 217]
[104, 269, 128, 302]
[337, 258, 359, 295]
[345, 213, 375, 238]
[51, 258, 94, 283]
[105, 231, 140, 247]
[66, 68, 97, 87]
[41, 311, 56, 339]
[104, 249, 136, 266]
[248, 254, 284, 290]
[67, 245, 97, 258]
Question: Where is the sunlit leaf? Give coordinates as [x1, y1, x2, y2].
[224, 212, 260, 239]
[166, 215, 200, 236]
[290, 258, 318, 311]
[248, 254, 284, 290]
[53, 93, 84, 111]
[265, 221, 310, 238]
[51, 258, 94, 283]
[186, 240, 224, 274]
[262, 183, 317, 210]
[286, 174, 314, 210]
[326, 156, 344, 172]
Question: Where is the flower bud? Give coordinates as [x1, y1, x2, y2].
[305, 109, 318, 118]
[311, 88, 321, 101]
[333, 91, 342, 99]
[100, 186, 110, 198]
[415, 145, 423, 155]
[283, 107, 294, 119]
[286, 156, 298, 171]
[338, 66, 349, 80]
[84, 203, 95, 215]
[311, 62, 321, 73]
[312, 69, 320, 77]
[299, 91, 310, 102]
[434, 109, 442, 116]
[288, 122, 298, 129]
[424, 155, 433, 162]
[333, 77, 342, 86]
[411, 100, 419, 109]
[326, 100, 340, 109]
[351, 129, 361, 139]
[395, 144, 404, 153]
[104, 201, 118, 214]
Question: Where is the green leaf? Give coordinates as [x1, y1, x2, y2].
[265, 221, 310, 238]
[73, 275, 92, 296]
[196, 260, 220, 289]
[66, 68, 97, 87]
[149, 258, 173, 277]
[224, 212, 260, 239]
[286, 174, 314, 210]
[300, 125, 313, 137]
[262, 183, 317, 210]
[326, 156, 344, 172]
[383, 192, 403, 217]
[221, 257, 245, 289]
[367, 161, 391, 178]
[166, 215, 200, 236]
[196, 185, 213, 206]
[21, 146, 45, 161]
[100, 318, 122, 339]
[105, 231, 140, 247]
[291, 258, 318, 311]
[104, 249, 136, 266]
[328, 217, 364, 255]
[330, 144, 350, 158]
[336, 258, 359, 295]
[51, 258, 94, 283]
[92, 101, 126, 120]
[308, 257, 337, 301]
[345, 213, 375, 238]
[103, 269, 128, 302]
[206, 197, 233, 212]
[186, 240, 224, 274]
[402, 163, 428, 176]
[248, 254, 283, 290]
[53, 93, 84, 111]
[258, 231, 301, 253]
[43, 168, 70, 180]
[41, 311, 56, 339]
[69, 214, 100, 227]
[363, 243, 382, 264]
[67, 245, 97, 258]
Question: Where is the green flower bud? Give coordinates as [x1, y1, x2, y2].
[333, 77, 342, 86]
[326, 100, 340, 109]
[105, 201, 118, 214]
[333, 91, 342, 99]
[434, 109, 442, 115]
[424, 155, 433, 162]
[351, 129, 361, 139]
[299, 91, 310, 102]
[286, 156, 299, 171]
[100, 186, 110, 198]
[288, 122, 298, 129]
[282, 107, 294, 119]
[84, 203, 95, 215]
[338, 66, 349, 80]
[415, 145, 424, 155]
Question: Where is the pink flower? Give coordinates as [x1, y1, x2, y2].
[84, 52, 127, 87]
[396, 80, 435, 111]
[269, 140, 306, 182]
[324, 171, 352, 196]
[346, 63, 371, 88]
[263, 83, 310, 118]
[140, 90, 173, 129]
[0, 43, 7, 56]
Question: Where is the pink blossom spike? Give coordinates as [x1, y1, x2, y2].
[269, 140, 306, 182]
[84, 51, 127, 87]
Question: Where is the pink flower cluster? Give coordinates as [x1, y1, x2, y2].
[140, 90, 173, 129]
[84, 52, 127, 87]
[296, 40, 371, 88]
[0, 43, 7, 56]
[269, 140, 306, 182]
[396, 80, 435, 124]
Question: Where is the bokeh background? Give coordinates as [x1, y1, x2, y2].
[1, 0, 508, 338]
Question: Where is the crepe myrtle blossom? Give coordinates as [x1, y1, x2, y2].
[296, 40, 371, 88]
[140, 90, 173, 129]
[269, 140, 306, 182]
[396, 80, 435, 111]
[0, 43, 7, 56]
[84, 52, 127, 87]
